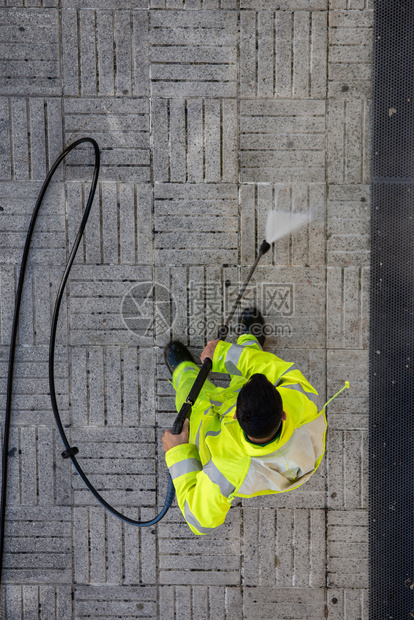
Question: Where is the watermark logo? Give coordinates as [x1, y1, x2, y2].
[188, 281, 293, 339]
[262, 284, 294, 317]
[121, 280, 293, 341]
[121, 282, 176, 341]
[224, 283, 294, 318]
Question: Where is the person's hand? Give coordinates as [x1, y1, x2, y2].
[162, 419, 189, 453]
[200, 339, 220, 364]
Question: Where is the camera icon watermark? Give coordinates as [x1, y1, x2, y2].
[121, 281, 176, 342]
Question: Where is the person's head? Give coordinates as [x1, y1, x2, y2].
[235, 373, 285, 443]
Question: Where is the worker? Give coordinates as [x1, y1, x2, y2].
[161, 308, 327, 536]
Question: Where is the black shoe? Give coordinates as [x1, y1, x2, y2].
[164, 340, 195, 374]
[238, 307, 266, 347]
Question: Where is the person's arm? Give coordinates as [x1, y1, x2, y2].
[162, 422, 232, 535]
[210, 339, 293, 385]
[203, 339, 320, 424]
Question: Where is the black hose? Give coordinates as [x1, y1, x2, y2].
[0, 138, 175, 586]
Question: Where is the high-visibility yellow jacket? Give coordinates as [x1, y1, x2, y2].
[165, 339, 326, 535]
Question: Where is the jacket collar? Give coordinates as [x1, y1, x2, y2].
[242, 425, 282, 447]
[224, 413, 295, 456]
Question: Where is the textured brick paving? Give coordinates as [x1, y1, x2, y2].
[0, 0, 371, 618]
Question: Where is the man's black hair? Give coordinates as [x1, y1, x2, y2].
[236, 373, 283, 440]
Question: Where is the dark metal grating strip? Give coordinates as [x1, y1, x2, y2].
[370, 1, 414, 618]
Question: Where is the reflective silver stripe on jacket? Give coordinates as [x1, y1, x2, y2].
[204, 460, 235, 497]
[224, 345, 244, 376]
[184, 500, 217, 534]
[176, 364, 197, 382]
[239, 339, 262, 349]
[279, 383, 318, 406]
[196, 427, 222, 450]
[169, 458, 202, 480]
[205, 429, 221, 440]
[209, 399, 222, 407]
[223, 404, 236, 416]
[195, 406, 212, 448]
[274, 364, 299, 386]
[220, 403, 236, 419]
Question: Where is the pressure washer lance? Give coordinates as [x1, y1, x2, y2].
[170, 209, 310, 435]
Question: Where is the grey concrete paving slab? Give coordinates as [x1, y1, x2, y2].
[63, 99, 150, 182]
[0, 183, 66, 264]
[0, 1, 371, 617]
[73, 507, 157, 586]
[328, 10, 373, 100]
[2, 508, 72, 585]
[0, 346, 69, 426]
[242, 508, 326, 587]
[65, 182, 153, 265]
[327, 98, 371, 185]
[150, 10, 238, 97]
[326, 427, 368, 509]
[158, 506, 242, 585]
[153, 98, 238, 183]
[61, 10, 149, 97]
[240, 183, 326, 267]
[243, 586, 327, 619]
[327, 510, 368, 589]
[158, 585, 242, 619]
[327, 587, 368, 620]
[2, 586, 71, 620]
[0, 9, 60, 96]
[242, 0, 327, 8]
[240, 100, 326, 183]
[326, 349, 368, 423]
[327, 266, 369, 349]
[0, 98, 63, 182]
[153, 183, 239, 265]
[240, 10, 327, 99]
[327, 184, 370, 267]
